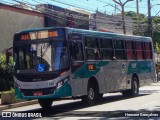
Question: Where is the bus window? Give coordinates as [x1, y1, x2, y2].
[60, 47, 69, 69]
[101, 38, 112, 48]
[126, 41, 134, 60]
[72, 42, 84, 61]
[142, 42, 146, 59]
[52, 41, 69, 70]
[86, 48, 100, 60]
[100, 38, 113, 60]
[85, 37, 100, 60]
[113, 39, 125, 60]
[145, 42, 152, 59]
[85, 37, 99, 48]
[135, 41, 143, 60]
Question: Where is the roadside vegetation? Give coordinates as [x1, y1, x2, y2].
[0, 54, 14, 92]
[125, 11, 160, 53]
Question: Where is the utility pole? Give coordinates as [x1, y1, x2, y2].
[114, 4, 117, 15]
[136, 0, 139, 35]
[121, 5, 126, 34]
[148, 0, 152, 38]
[112, 0, 133, 34]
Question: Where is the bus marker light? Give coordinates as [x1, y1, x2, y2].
[61, 71, 66, 76]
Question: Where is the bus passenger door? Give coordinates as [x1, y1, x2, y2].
[70, 41, 85, 96]
[111, 39, 127, 91]
[106, 61, 121, 91]
[108, 61, 127, 91]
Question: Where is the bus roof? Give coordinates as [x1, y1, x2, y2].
[66, 27, 152, 41]
[15, 27, 152, 42]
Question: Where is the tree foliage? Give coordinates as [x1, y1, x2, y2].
[0, 54, 14, 91]
[125, 11, 160, 51]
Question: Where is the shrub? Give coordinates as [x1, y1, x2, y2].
[0, 54, 14, 91]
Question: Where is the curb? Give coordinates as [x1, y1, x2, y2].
[0, 100, 38, 111]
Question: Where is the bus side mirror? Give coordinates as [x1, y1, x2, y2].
[113, 56, 116, 61]
[6, 52, 10, 64]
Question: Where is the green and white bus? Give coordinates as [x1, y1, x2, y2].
[12, 27, 156, 109]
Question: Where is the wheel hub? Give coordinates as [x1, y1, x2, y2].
[89, 88, 94, 100]
[133, 81, 138, 94]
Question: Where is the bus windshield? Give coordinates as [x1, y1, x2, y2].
[14, 40, 69, 73]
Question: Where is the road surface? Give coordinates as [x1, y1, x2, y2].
[1, 82, 160, 119]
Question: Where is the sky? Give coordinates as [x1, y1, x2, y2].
[2, 0, 160, 16]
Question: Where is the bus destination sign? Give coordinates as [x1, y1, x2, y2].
[20, 31, 58, 40]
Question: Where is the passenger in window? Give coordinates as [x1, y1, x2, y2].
[94, 47, 100, 59]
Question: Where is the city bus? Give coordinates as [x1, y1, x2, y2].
[10, 27, 156, 109]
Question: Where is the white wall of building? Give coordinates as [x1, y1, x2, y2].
[0, 5, 44, 52]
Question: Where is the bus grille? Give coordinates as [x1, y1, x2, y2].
[15, 73, 59, 82]
[21, 87, 56, 96]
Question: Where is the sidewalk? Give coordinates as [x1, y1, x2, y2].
[0, 99, 38, 111]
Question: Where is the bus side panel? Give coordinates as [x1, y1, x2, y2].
[71, 61, 108, 97]
[94, 61, 108, 94]
[127, 60, 155, 88]
[144, 60, 155, 85]
[71, 64, 88, 96]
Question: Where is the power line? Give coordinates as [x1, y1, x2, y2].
[3, 0, 140, 24]
[2, 0, 138, 30]
[19, 0, 134, 22]
[49, 0, 102, 13]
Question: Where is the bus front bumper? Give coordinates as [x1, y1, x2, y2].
[15, 83, 72, 100]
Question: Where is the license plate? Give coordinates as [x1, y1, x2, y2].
[33, 91, 43, 96]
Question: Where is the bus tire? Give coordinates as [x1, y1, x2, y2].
[130, 77, 139, 96]
[82, 82, 98, 106]
[98, 93, 103, 101]
[122, 77, 139, 97]
[38, 99, 53, 110]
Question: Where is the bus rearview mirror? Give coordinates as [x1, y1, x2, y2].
[113, 56, 116, 61]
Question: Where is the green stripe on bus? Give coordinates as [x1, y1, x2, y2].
[128, 61, 152, 74]
[73, 61, 109, 79]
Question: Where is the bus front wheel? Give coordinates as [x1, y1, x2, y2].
[82, 82, 98, 106]
[38, 99, 53, 109]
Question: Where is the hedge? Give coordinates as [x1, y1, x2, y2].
[0, 54, 14, 91]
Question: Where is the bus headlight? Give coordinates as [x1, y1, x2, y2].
[14, 82, 21, 91]
[57, 81, 63, 89]
[64, 78, 69, 83]
[57, 77, 69, 89]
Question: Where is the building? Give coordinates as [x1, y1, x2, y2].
[0, 3, 133, 53]
[0, 3, 44, 53]
[90, 11, 133, 35]
[36, 4, 89, 29]
[36, 4, 133, 34]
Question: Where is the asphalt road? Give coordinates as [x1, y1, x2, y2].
[1, 82, 160, 120]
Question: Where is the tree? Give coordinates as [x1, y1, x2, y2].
[125, 11, 160, 49]
[0, 54, 13, 91]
